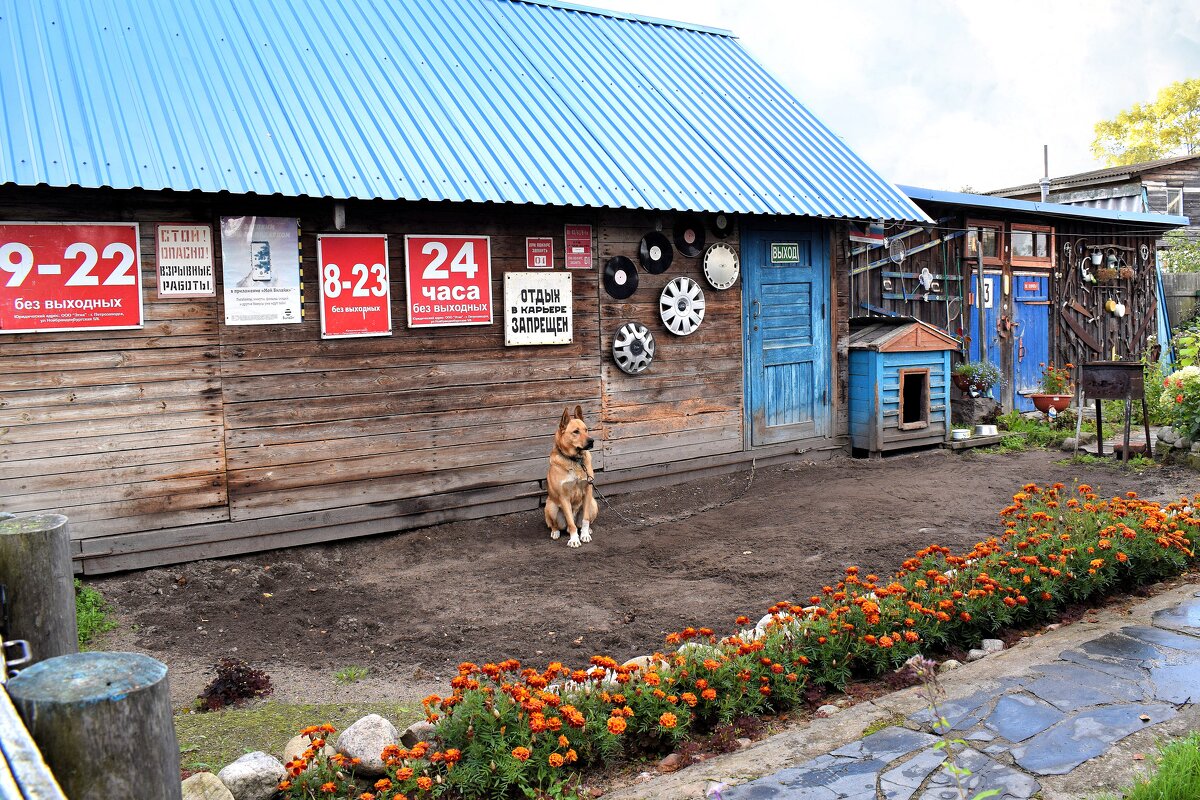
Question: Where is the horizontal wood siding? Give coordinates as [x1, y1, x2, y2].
[596, 212, 743, 471]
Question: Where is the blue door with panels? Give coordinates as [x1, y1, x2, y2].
[742, 226, 830, 446]
[967, 272, 1002, 403]
[1012, 273, 1050, 413]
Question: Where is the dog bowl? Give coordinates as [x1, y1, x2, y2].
[974, 424, 998, 437]
[951, 428, 971, 441]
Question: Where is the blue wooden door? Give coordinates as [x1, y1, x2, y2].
[742, 226, 830, 445]
[1013, 273, 1050, 413]
[967, 273, 1002, 403]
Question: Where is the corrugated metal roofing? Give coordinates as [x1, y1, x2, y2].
[987, 154, 1200, 197]
[901, 185, 1189, 230]
[0, 0, 927, 221]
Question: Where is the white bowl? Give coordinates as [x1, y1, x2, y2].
[951, 429, 971, 441]
[974, 424, 998, 436]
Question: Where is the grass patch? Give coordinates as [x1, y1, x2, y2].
[861, 712, 906, 737]
[1092, 732, 1200, 800]
[175, 701, 423, 773]
[1059, 454, 1159, 473]
[333, 665, 371, 685]
[75, 579, 117, 649]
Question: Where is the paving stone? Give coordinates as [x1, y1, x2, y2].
[984, 693, 1065, 742]
[880, 747, 947, 800]
[964, 729, 994, 741]
[1011, 703, 1176, 775]
[832, 726, 939, 763]
[920, 748, 1039, 800]
[1022, 672, 1119, 712]
[1060, 648, 1151, 680]
[777, 756, 885, 797]
[1151, 598, 1200, 636]
[1028, 662, 1147, 702]
[908, 688, 998, 731]
[1078, 633, 1166, 665]
[1148, 663, 1200, 704]
[1121, 625, 1200, 652]
[724, 779, 810, 800]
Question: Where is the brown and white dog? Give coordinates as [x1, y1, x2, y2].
[545, 405, 598, 548]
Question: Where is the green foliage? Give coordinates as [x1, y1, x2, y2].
[1160, 365, 1200, 438]
[997, 411, 1069, 449]
[1161, 230, 1200, 274]
[1061, 454, 1158, 473]
[75, 579, 117, 649]
[332, 665, 370, 685]
[1092, 77, 1200, 166]
[1174, 318, 1200, 367]
[1093, 733, 1200, 800]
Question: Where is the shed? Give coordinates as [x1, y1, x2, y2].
[848, 318, 959, 456]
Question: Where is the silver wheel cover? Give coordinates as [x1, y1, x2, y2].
[659, 276, 705, 335]
[612, 322, 656, 374]
[702, 242, 740, 290]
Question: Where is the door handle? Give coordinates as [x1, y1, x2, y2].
[752, 299, 761, 320]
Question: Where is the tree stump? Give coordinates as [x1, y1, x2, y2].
[0, 515, 77, 664]
[7, 652, 182, 800]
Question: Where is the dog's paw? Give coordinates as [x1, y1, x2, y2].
[567, 535, 581, 548]
[580, 530, 592, 543]
[550, 529, 561, 540]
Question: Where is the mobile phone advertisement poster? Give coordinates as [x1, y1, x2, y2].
[220, 216, 302, 325]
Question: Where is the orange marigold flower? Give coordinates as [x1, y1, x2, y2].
[681, 692, 698, 707]
[607, 717, 627, 735]
[878, 635, 894, 648]
[359, 793, 375, 800]
[278, 781, 293, 791]
[443, 748, 462, 764]
[321, 783, 338, 794]
[512, 747, 531, 762]
[417, 776, 433, 791]
[959, 612, 972, 622]
[1117, 551, 1128, 563]
[567, 748, 578, 763]
[394, 766, 413, 782]
[702, 688, 717, 701]
[549, 753, 565, 768]
[374, 778, 393, 791]
[660, 712, 678, 729]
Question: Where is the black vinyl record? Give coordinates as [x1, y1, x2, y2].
[638, 231, 673, 274]
[603, 256, 639, 299]
[711, 213, 733, 239]
[673, 214, 705, 257]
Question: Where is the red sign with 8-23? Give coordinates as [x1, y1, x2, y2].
[404, 235, 492, 327]
[0, 222, 143, 333]
[317, 234, 392, 339]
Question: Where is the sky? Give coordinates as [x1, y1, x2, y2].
[589, 0, 1200, 193]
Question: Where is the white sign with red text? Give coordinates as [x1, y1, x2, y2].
[0, 222, 143, 333]
[317, 234, 392, 339]
[156, 224, 215, 298]
[404, 235, 492, 327]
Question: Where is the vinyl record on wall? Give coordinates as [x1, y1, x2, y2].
[710, 213, 734, 239]
[638, 231, 673, 274]
[612, 322, 656, 374]
[673, 214, 705, 258]
[659, 276, 705, 335]
[603, 256, 639, 299]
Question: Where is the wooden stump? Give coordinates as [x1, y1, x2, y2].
[0, 515, 77, 664]
[6, 652, 182, 800]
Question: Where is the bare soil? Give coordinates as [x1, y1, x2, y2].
[93, 449, 1197, 705]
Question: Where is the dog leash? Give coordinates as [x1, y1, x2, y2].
[587, 458, 757, 528]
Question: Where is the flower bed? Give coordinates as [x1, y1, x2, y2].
[275, 484, 1199, 800]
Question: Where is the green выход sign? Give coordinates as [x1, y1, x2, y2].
[770, 242, 799, 264]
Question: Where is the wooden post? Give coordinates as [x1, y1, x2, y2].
[6, 652, 182, 800]
[0, 515, 77, 665]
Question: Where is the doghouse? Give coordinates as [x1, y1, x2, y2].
[848, 317, 958, 456]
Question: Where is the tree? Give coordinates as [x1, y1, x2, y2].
[1161, 229, 1200, 273]
[1092, 78, 1200, 166]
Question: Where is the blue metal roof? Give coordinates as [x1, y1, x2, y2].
[900, 185, 1189, 229]
[0, 0, 927, 221]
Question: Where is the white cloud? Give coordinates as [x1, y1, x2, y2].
[588, 0, 1200, 191]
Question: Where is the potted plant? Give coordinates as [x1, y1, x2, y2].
[1030, 362, 1074, 414]
[952, 360, 1003, 396]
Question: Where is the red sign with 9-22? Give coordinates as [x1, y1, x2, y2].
[404, 235, 492, 327]
[0, 222, 144, 333]
[317, 234, 392, 339]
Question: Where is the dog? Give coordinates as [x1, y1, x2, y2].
[545, 405, 598, 548]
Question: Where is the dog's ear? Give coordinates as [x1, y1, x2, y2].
[559, 407, 572, 431]
[574, 405, 584, 422]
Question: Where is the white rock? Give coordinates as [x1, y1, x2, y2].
[981, 639, 1005, 654]
[336, 714, 399, 777]
[181, 772, 234, 800]
[736, 737, 752, 749]
[677, 642, 722, 660]
[939, 659, 962, 672]
[1173, 436, 1192, 450]
[216, 752, 285, 800]
[282, 734, 334, 766]
[1045, 623, 1062, 631]
[966, 648, 988, 662]
[400, 720, 438, 748]
[1158, 427, 1178, 444]
[816, 704, 840, 717]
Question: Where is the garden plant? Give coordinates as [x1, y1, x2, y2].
[272, 483, 1200, 799]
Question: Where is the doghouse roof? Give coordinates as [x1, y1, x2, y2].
[849, 318, 960, 352]
[0, 0, 927, 222]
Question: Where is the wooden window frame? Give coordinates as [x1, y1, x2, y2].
[1010, 222, 1054, 268]
[1166, 186, 1183, 216]
[964, 219, 1003, 267]
[897, 368, 931, 431]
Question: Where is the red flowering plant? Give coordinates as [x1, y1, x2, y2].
[1039, 362, 1074, 395]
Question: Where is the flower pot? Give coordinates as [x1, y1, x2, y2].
[952, 374, 972, 392]
[1030, 393, 1073, 414]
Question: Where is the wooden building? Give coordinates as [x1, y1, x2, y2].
[847, 187, 1186, 412]
[0, 0, 927, 572]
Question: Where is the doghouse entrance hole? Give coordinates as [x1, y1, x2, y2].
[899, 370, 929, 430]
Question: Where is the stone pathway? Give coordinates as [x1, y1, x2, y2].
[716, 592, 1200, 800]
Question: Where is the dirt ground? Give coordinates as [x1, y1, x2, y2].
[93, 448, 1198, 706]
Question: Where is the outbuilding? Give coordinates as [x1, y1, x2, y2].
[0, 0, 927, 572]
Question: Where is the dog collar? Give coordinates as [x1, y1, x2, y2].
[556, 447, 585, 465]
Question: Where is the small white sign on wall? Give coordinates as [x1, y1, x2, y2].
[504, 272, 572, 346]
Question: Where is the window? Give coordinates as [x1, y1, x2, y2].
[1166, 187, 1183, 216]
[898, 369, 930, 431]
[1011, 224, 1053, 266]
[964, 221, 1002, 265]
